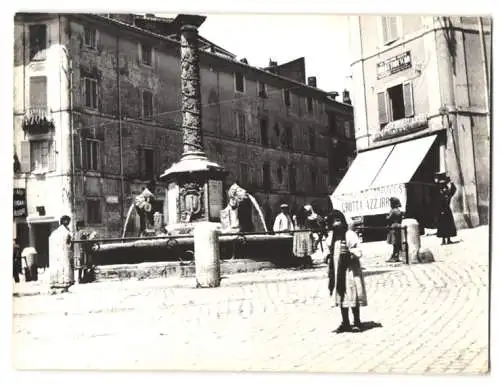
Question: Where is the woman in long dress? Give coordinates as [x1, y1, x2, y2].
[436, 175, 457, 244]
[292, 207, 314, 268]
[49, 215, 74, 293]
[326, 209, 368, 333]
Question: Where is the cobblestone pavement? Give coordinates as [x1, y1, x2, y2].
[12, 226, 489, 373]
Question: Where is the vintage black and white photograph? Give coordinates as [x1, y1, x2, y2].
[10, 3, 492, 376]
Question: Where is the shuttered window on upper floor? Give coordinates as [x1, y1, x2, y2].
[377, 81, 414, 128]
[381, 16, 399, 45]
[29, 24, 47, 61]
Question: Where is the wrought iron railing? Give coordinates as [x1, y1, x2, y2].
[22, 107, 55, 135]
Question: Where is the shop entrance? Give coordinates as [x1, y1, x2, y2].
[33, 223, 53, 268]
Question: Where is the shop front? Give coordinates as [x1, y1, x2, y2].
[331, 132, 443, 241]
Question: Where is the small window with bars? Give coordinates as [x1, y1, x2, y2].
[84, 26, 97, 49]
[235, 72, 245, 93]
[140, 43, 153, 66]
[85, 139, 101, 171]
[84, 78, 98, 110]
[234, 111, 246, 139]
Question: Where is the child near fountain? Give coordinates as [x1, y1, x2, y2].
[292, 206, 314, 268]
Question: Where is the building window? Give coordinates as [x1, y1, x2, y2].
[84, 26, 97, 49]
[85, 139, 101, 171]
[307, 97, 313, 113]
[288, 166, 296, 192]
[30, 140, 53, 172]
[283, 89, 291, 107]
[283, 124, 293, 149]
[381, 16, 399, 45]
[258, 81, 267, 98]
[308, 127, 315, 152]
[84, 78, 98, 110]
[277, 167, 283, 184]
[234, 111, 246, 139]
[239, 163, 250, 186]
[310, 166, 317, 190]
[234, 72, 245, 93]
[377, 81, 414, 127]
[139, 147, 155, 180]
[263, 162, 271, 191]
[260, 118, 269, 147]
[142, 90, 154, 120]
[86, 199, 102, 224]
[29, 76, 47, 110]
[29, 24, 47, 61]
[140, 43, 153, 66]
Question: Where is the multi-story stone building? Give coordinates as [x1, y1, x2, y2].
[13, 13, 355, 265]
[333, 16, 491, 238]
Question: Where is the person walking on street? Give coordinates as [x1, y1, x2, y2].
[435, 174, 457, 245]
[386, 197, 404, 263]
[326, 210, 368, 333]
[273, 203, 294, 234]
[292, 206, 314, 268]
[13, 239, 22, 283]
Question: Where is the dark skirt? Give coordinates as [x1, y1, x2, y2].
[437, 207, 457, 238]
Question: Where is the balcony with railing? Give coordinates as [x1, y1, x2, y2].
[22, 107, 55, 135]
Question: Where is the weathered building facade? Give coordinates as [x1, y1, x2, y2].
[13, 13, 354, 263]
[333, 16, 491, 236]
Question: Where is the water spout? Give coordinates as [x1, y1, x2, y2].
[247, 194, 268, 233]
[122, 203, 136, 239]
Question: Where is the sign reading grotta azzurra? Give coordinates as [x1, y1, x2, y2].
[376, 51, 412, 79]
[331, 183, 407, 218]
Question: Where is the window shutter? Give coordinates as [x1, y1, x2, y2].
[377, 91, 388, 125]
[403, 81, 414, 117]
[20, 141, 31, 173]
[49, 140, 56, 171]
[99, 140, 105, 172]
[29, 76, 47, 109]
[381, 17, 389, 43]
[73, 134, 81, 169]
[389, 17, 398, 41]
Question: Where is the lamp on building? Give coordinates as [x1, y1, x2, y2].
[332, 137, 339, 147]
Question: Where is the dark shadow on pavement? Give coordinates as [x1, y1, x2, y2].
[357, 321, 383, 332]
[362, 270, 393, 277]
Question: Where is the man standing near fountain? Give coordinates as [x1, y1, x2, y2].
[49, 215, 75, 294]
[273, 204, 294, 234]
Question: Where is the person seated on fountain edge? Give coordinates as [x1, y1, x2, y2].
[134, 179, 156, 235]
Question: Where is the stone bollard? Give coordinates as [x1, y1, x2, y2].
[401, 218, 421, 264]
[194, 222, 221, 288]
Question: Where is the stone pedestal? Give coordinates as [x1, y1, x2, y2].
[194, 222, 221, 287]
[402, 218, 421, 264]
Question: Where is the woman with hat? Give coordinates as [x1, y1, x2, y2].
[435, 174, 457, 245]
[386, 197, 404, 263]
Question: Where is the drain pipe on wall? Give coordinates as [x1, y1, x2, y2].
[358, 16, 370, 149]
[116, 35, 125, 223]
[478, 17, 490, 130]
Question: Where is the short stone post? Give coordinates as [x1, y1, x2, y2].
[194, 222, 221, 288]
[401, 218, 421, 264]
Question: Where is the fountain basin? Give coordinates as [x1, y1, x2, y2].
[90, 234, 296, 268]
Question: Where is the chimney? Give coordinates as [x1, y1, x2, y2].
[240, 58, 248, 64]
[342, 89, 352, 104]
[269, 59, 278, 67]
[329, 91, 339, 101]
[307, 76, 317, 88]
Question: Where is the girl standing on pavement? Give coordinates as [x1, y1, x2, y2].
[326, 209, 367, 333]
[292, 206, 314, 268]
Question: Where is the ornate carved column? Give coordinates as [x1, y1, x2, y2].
[159, 24, 227, 234]
[180, 25, 206, 159]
